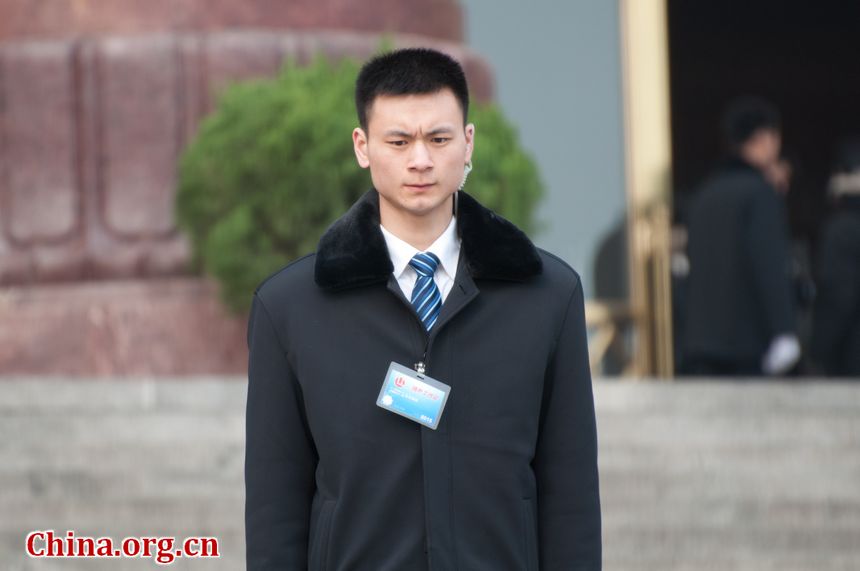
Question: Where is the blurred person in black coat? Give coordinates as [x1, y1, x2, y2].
[811, 139, 860, 377]
[683, 97, 800, 376]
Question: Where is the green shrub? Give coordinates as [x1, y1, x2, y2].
[177, 56, 544, 312]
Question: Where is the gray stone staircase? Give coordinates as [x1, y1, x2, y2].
[0, 378, 858, 570]
[597, 380, 860, 571]
[0, 379, 246, 570]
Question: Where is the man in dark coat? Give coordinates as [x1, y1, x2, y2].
[245, 48, 602, 570]
[683, 97, 799, 376]
[812, 139, 860, 377]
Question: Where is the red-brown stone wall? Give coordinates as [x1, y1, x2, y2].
[0, 31, 492, 286]
[0, 0, 463, 43]
[0, 2, 496, 375]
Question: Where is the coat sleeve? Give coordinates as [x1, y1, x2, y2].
[746, 188, 796, 338]
[534, 278, 602, 570]
[245, 293, 317, 570]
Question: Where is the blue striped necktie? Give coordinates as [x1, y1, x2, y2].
[409, 252, 442, 331]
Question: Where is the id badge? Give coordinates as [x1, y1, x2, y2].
[376, 362, 451, 430]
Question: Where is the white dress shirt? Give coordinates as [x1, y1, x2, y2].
[380, 217, 461, 303]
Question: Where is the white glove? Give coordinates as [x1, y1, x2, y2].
[762, 334, 801, 376]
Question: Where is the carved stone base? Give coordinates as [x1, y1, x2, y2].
[0, 278, 247, 375]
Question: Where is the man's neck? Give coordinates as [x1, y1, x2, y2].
[379, 198, 453, 251]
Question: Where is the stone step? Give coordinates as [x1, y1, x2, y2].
[0, 378, 858, 570]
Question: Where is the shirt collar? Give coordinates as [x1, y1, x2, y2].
[380, 216, 461, 279]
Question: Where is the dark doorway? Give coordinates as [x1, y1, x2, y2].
[667, 0, 860, 249]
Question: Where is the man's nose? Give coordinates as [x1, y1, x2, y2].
[407, 141, 433, 171]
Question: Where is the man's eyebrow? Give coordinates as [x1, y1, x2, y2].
[383, 129, 413, 138]
[382, 127, 456, 138]
[426, 126, 455, 136]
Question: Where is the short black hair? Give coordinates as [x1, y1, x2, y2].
[721, 96, 781, 149]
[355, 48, 469, 131]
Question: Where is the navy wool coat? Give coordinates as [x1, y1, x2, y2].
[683, 158, 796, 370]
[246, 190, 602, 570]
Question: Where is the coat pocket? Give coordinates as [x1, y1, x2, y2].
[522, 498, 539, 571]
[310, 499, 336, 571]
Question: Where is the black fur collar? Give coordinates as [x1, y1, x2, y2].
[314, 190, 542, 291]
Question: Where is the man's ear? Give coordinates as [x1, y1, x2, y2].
[464, 123, 476, 163]
[353, 127, 370, 169]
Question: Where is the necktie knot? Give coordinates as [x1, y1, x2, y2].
[409, 252, 440, 278]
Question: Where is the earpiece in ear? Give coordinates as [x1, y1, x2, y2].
[459, 161, 473, 191]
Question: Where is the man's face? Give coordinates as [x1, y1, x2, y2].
[748, 128, 782, 166]
[741, 128, 782, 173]
[352, 88, 474, 221]
[758, 128, 782, 166]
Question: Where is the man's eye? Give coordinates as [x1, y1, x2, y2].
[388, 140, 407, 147]
[431, 137, 450, 144]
